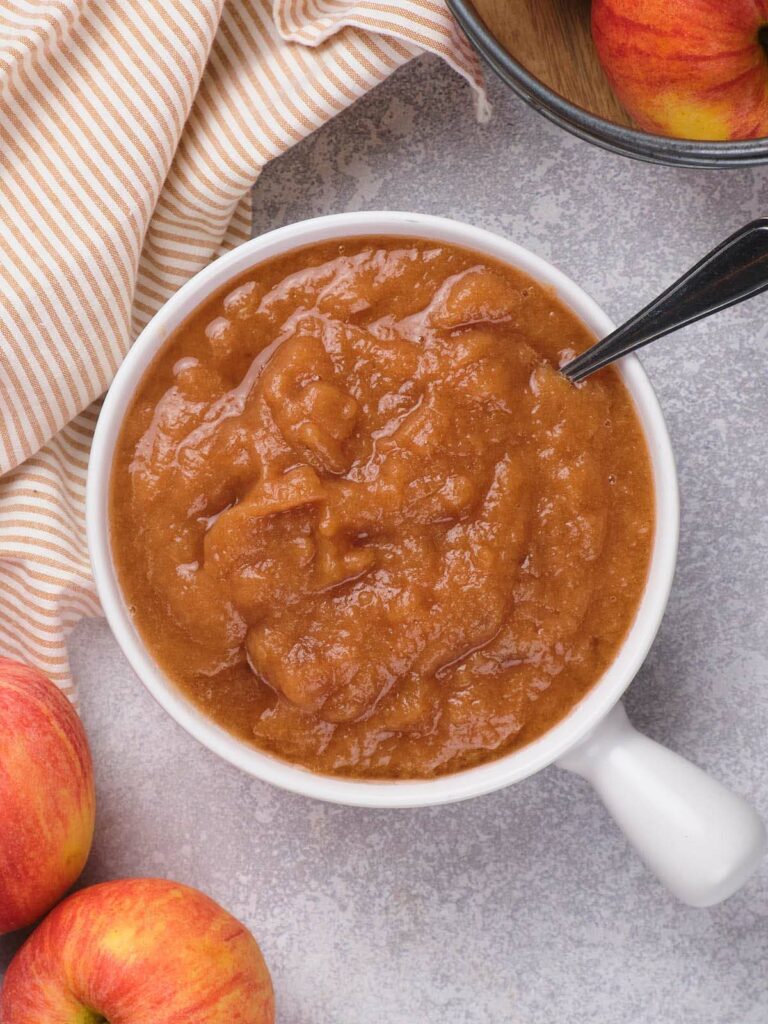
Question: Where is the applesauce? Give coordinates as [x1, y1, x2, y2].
[111, 237, 654, 779]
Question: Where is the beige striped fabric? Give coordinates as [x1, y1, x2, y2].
[0, 0, 482, 695]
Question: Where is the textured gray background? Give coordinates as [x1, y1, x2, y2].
[3, 54, 768, 1023]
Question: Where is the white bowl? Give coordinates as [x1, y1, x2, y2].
[87, 212, 765, 905]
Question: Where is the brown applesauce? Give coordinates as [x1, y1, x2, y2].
[111, 237, 654, 779]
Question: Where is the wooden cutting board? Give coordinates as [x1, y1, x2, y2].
[473, 0, 634, 128]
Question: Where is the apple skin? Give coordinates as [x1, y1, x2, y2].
[0, 657, 95, 935]
[0, 878, 275, 1024]
[592, 0, 768, 140]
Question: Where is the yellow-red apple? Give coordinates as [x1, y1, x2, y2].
[592, 0, 768, 140]
[1, 878, 275, 1024]
[0, 657, 95, 934]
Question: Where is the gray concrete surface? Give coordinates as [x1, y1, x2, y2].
[3, 53, 768, 1023]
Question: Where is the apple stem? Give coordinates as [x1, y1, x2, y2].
[759, 24, 768, 58]
[81, 1009, 108, 1024]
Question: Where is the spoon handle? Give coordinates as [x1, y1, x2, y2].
[562, 218, 768, 383]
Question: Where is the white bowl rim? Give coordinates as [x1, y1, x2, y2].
[87, 211, 679, 809]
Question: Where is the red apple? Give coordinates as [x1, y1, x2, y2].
[592, 0, 768, 140]
[1, 878, 275, 1024]
[0, 657, 95, 934]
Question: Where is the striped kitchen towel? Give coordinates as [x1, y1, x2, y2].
[0, 0, 483, 696]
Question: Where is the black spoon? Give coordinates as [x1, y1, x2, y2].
[561, 218, 768, 384]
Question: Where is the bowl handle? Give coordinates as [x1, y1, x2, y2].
[557, 701, 766, 906]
